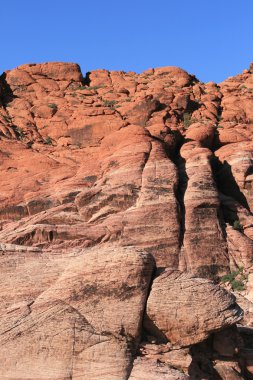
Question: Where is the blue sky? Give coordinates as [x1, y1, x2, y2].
[1, 0, 253, 83]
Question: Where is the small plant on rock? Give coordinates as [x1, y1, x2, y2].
[27, 141, 34, 149]
[220, 267, 248, 291]
[44, 136, 53, 145]
[183, 112, 191, 128]
[48, 103, 58, 111]
[233, 220, 243, 231]
[13, 126, 25, 140]
[103, 99, 118, 108]
[3, 115, 11, 122]
[87, 85, 105, 91]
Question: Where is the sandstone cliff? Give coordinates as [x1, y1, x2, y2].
[0, 62, 253, 379]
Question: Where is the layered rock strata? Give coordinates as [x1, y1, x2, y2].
[0, 62, 253, 379]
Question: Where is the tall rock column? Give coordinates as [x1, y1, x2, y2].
[180, 141, 229, 277]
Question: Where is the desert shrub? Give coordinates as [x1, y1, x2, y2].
[48, 103, 58, 110]
[103, 99, 118, 108]
[183, 112, 191, 128]
[3, 115, 11, 122]
[87, 85, 105, 91]
[27, 141, 34, 149]
[220, 267, 247, 291]
[233, 220, 243, 231]
[13, 126, 25, 140]
[44, 136, 53, 145]
[83, 175, 97, 182]
[230, 279, 245, 291]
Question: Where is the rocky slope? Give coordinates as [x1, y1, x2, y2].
[0, 62, 253, 379]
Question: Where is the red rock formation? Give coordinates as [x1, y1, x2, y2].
[145, 270, 242, 346]
[0, 61, 253, 379]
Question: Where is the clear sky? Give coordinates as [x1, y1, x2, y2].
[1, 0, 253, 83]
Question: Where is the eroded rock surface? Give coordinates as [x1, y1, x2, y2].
[0, 247, 154, 379]
[129, 358, 189, 379]
[0, 62, 253, 379]
[145, 270, 243, 346]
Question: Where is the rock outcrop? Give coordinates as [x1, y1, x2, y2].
[145, 270, 243, 346]
[0, 247, 154, 379]
[0, 61, 253, 379]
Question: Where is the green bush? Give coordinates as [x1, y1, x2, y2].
[3, 115, 11, 122]
[233, 220, 243, 231]
[27, 141, 34, 149]
[221, 272, 235, 283]
[183, 112, 191, 128]
[221, 267, 247, 291]
[231, 279, 245, 291]
[48, 103, 58, 110]
[44, 136, 53, 145]
[87, 85, 105, 91]
[13, 126, 25, 140]
[103, 99, 118, 108]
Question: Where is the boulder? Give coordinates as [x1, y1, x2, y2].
[145, 270, 243, 346]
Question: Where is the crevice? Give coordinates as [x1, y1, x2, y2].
[212, 88, 224, 150]
[82, 71, 91, 86]
[69, 321, 76, 380]
[212, 156, 250, 211]
[0, 72, 16, 106]
[186, 99, 201, 113]
[107, 70, 114, 89]
[134, 141, 152, 207]
[128, 260, 162, 379]
[165, 137, 188, 252]
[174, 154, 188, 250]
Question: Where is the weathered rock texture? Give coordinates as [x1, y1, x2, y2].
[0, 62, 253, 379]
[0, 247, 154, 379]
[145, 270, 243, 346]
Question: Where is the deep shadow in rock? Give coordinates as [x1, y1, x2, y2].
[212, 156, 250, 211]
[142, 314, 169, 344]
[189, 339, 223, 380]
[0, 72, 16, 106]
